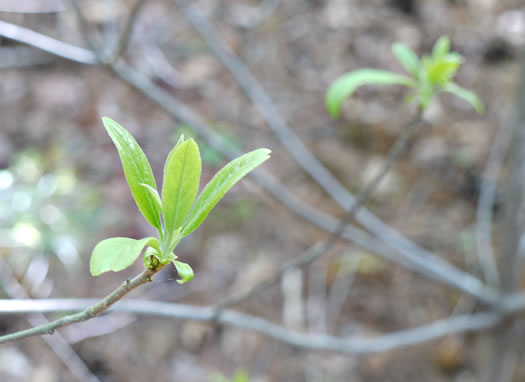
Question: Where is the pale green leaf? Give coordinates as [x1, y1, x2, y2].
[90, 237, 159, 276]
[432, 35, 451, 58]
[440, 82, 484, 113]
[162, 139, 201, 235]
[392, 42, 420, 77]
[425, 55, 462, 85]
[325, 69, 416, 118]
[232, 370, 250, 382]
[140, 183, 162, 212]
[181, 148, 271, 236]
[172, 259, 194, 284]
[102, 117, 162, 229]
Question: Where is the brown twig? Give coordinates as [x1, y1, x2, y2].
[0, 266, 163, 345]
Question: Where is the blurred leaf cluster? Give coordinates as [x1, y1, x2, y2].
[326, 36, 484, 117]
[0, 148, 101, 266]
[210, 369, 250, 382]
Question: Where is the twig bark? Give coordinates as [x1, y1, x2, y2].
[475, 119, 512, 287]
[483, 52, 525, 382]
[0, 20, 97, 64]
[0, 267, 162, 345]
[0, 260, 101, 382]
[0, 298, 502, 354]
[67, 0, 102, 54]
[108, 0, 148, 61]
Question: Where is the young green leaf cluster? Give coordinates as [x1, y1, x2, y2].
[211, 369, 250, 382]
[325, 36, 484, 118]
[90, 117, 271, 283]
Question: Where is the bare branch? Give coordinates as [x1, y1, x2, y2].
[0, 298, 501, 354]
[0, 266, 163, 345]
[0, 260, 101, 382]
[0, 20, 97, 64]
[109, 0, 148, 61]
[483, 52, 525, 382]
[476, 120, 512, 287]
[67, 0, 103, 54]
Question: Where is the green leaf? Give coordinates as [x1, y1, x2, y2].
[392, 42, 420, 77]
[102, 117, 162, 229]
[440, 82, 484, 113]
[232, 370, 250, 382]
[172, 259, 194, 284]
[162, 139, 202, 235]
[181, 148, 271, 236]
[432, 35, 451, 58]
[425, 55, 462, 85]
[325, 69, 416, 118]
[90, 237, 159, 276]
[140, 183, 162, 213]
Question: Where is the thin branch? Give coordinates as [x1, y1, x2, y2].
[325, 254, 359, 332]
[0, 298, 502, 354]
[0, 266, 162, 345]
[0, 21, 497, 303]
[500, 292, 525, 313]
[0, 20, 97, 64]
[67, 0, 103, 54]
[0, 260, 101, 382]
[483, 53, 525, 382]
[109, 0, 148, 61]
[475, 121, 512, 288]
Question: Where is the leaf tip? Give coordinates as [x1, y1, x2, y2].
[260, 148, 272, 157]
[186, 137, 199, 147]
[172, 260, 194, 284]
[101, 116, 116, 127]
